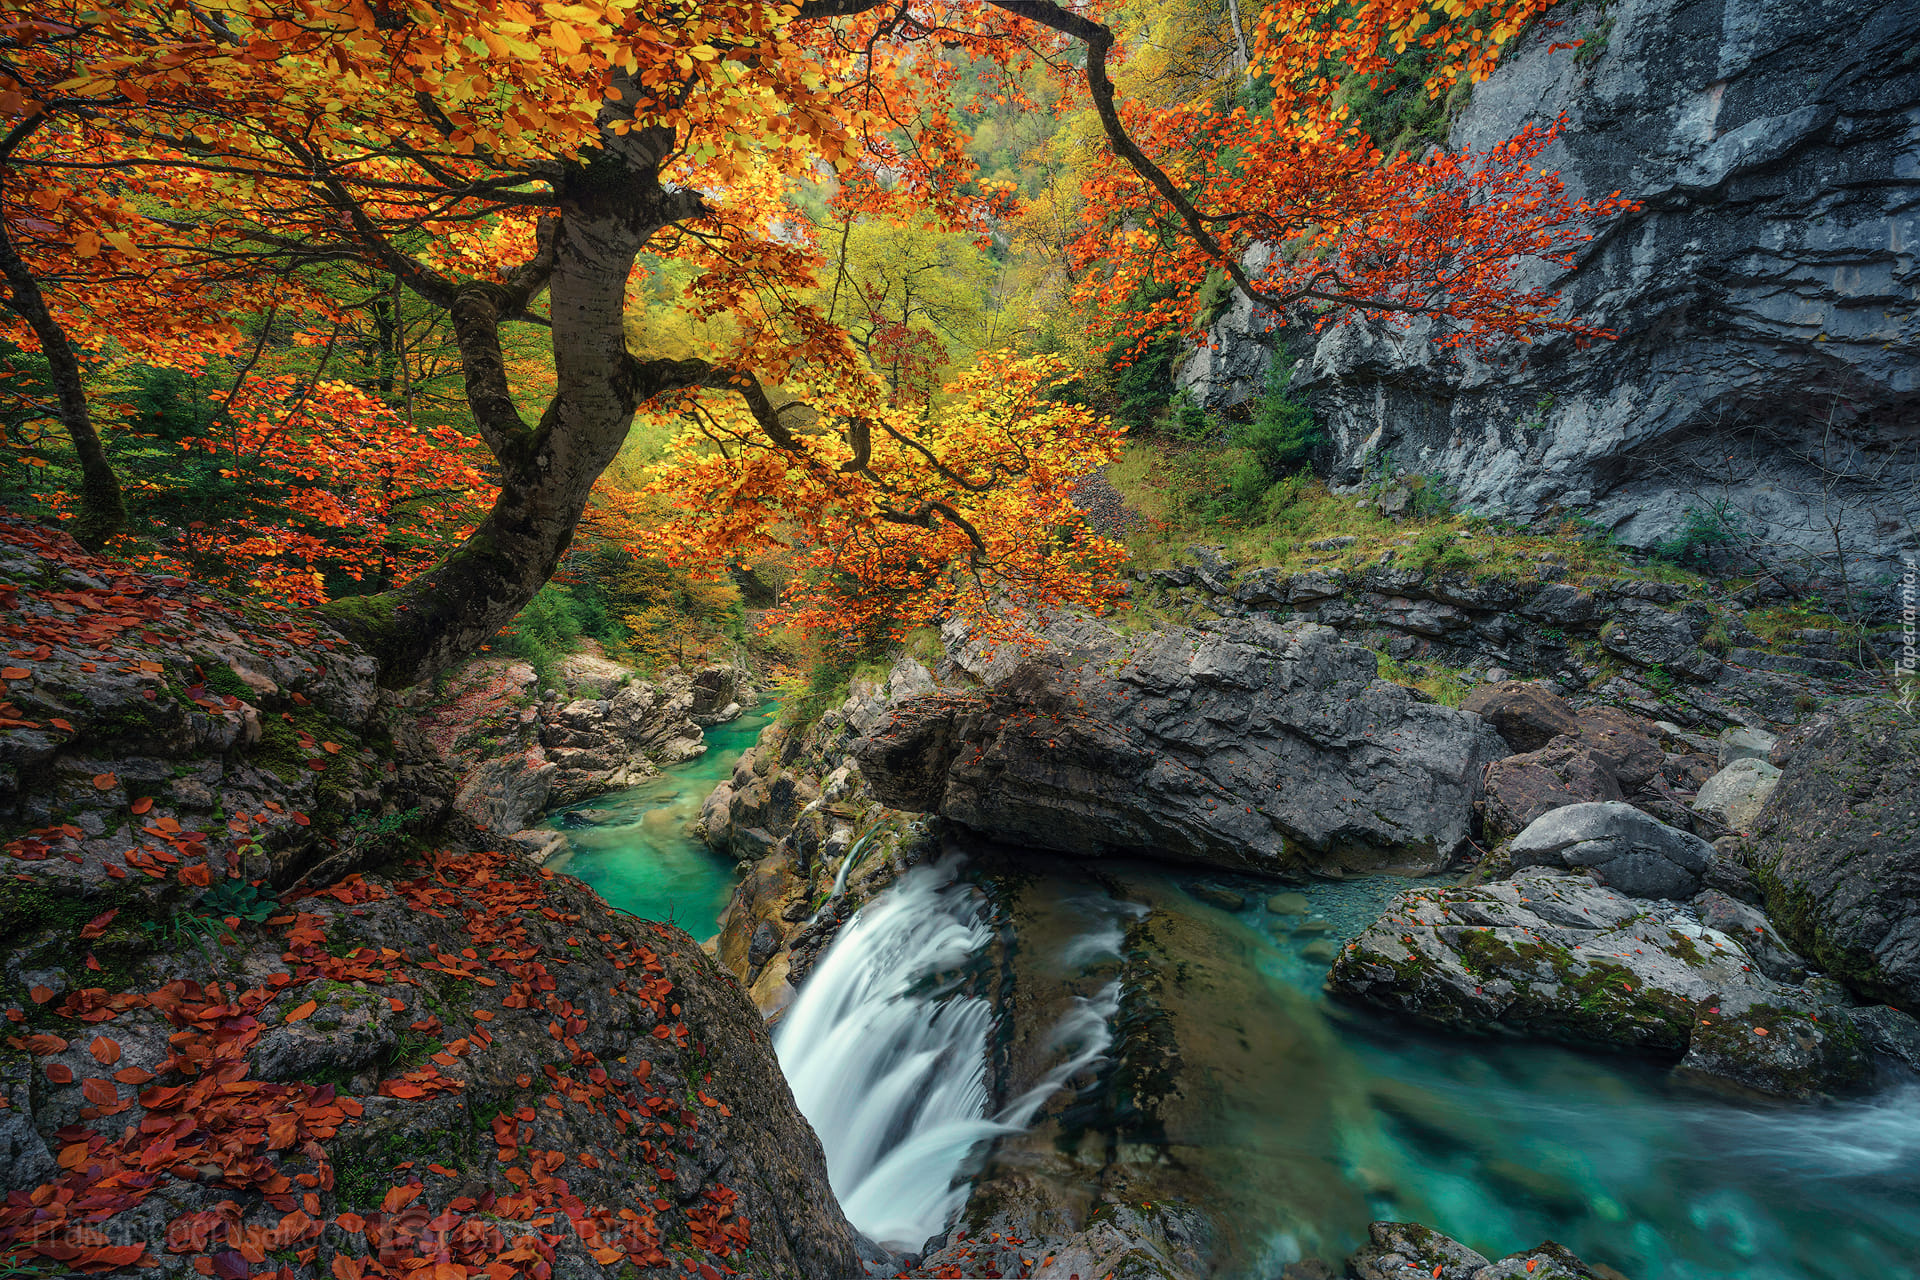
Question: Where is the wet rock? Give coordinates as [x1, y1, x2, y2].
[1329, 868, 1874, 1098]
[1851, 1006, 1920, 1074]
[1745, 709, 1920, 1006]
[1190, 885, 1246, 911]
[1692, 758, 1781, 832]
[857, 617, 1509, 876]
[700, 780, 734, 851]
[1267, 892, 1310, 916]
[1694, 889, 1807, 983]
[1461, 681, 1581, 752]
[1509, 802, 1714, 900]
[1349, 1221, 1489, 1280]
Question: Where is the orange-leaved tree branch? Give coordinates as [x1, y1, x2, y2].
[0, 0, 1631, 686]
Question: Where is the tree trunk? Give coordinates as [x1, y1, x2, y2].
[0, 217, 127, 549]
[323, 162, 681, 688]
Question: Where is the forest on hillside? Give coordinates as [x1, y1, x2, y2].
[2, 0, 1633, 693]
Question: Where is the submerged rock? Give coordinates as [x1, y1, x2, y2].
[1327, 868, 1874, 1099]
[856, 617, 1509, 876]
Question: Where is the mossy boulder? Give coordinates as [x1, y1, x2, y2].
[1328, 868, 1874, 1099]
[1744, 708, 1920, 1006]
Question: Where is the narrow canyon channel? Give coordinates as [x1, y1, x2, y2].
[545, 720, 1920, 1280]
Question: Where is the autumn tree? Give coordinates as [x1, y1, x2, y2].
[2, 0, 1625, 687]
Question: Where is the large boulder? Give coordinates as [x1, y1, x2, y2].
[1461, 681, 1580, 752]
[1692, 757, 1782, 831]
[1328, 868, 1874, 1098]
[1482, 740, 1624, 839]
[1508, 802, 1714, 900]
[1746, 708, 1920, 1006]
[856, 617, 1510, 876]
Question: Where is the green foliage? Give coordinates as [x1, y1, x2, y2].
[1654, 499, 1745, 564]
[1232, 359, 1323, 478]
[1404, 530, 1476, 576]
[1167, 389, 1216, 443]
[197, 877, 281, 924]
[490, 582, 617, 685]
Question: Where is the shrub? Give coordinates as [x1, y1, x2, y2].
[1232, 358, 1323, 478]
[1655, 499, 1745, 564]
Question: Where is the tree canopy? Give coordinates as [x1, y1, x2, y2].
[1, 0, 1630, 685]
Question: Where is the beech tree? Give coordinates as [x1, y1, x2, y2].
[1, 0, 1623, 686]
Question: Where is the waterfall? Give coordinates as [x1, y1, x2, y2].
[774, 857, 1120, 1251]
[807, 828, 877, 926]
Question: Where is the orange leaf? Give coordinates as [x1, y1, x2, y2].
[91, 772, 118, 791]
[78, 908, 118, 940]
[381, 1184, 422, 1213]
[81, 1077, 117, 1105]
[130, 797, 154, 815]
[0, 666, 29, 679]
[113, 1066, 154, 1085]
[88, 1035, 121, 1064]
[178, 863, 213, 887]
[321, 741, 342, 754]
[50, 717, 73, 732]
[28, 985, 54, 1004]
[284, 999, 318, 1023]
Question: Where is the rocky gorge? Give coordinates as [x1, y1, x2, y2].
[688, 539, 1916, 1276]
[1179, 0, 1920, 608]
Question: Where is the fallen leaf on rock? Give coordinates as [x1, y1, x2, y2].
[88, 1035, 120, 1064]
[91, 772, 117, 790]
[284, 999, 318, 1023]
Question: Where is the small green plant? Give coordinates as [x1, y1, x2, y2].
[1573, 16, 1615, 65]
[1654, 498, 1745, 564]
[1167, 388, 1216, 443]
[1231, 358, 1323, 477]
[1644, 665, 1674, 696]
[1517, 393, 1555, 434]
[198, 877, 281, 924]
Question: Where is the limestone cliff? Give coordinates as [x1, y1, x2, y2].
[1181, 0, 1920, 601]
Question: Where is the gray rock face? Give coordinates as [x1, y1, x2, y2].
[1746, 708, 1920, 1006]
[1328, 867, 1875, 1098]
[856, 617, 1510, 876]
[1510, 802, 1715, 899]
[1349, 1222, 1490, 1280]
[1186, 0, 1920, 603]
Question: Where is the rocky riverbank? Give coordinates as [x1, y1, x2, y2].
[0, 517, 858, 1280]
[411, 648, 754, 863]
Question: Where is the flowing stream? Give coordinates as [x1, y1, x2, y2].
[539, 702, 775, 940]
[550, 724, 1920, 1279]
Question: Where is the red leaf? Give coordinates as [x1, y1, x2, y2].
[130, 797, 154, 815]
[89, 1035, 121, 1064]
[284, 999, 318, 1023]
[78, 908, 118, 939]
[91, 772, 118, 791]
[45, 1063, 74, 1084]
